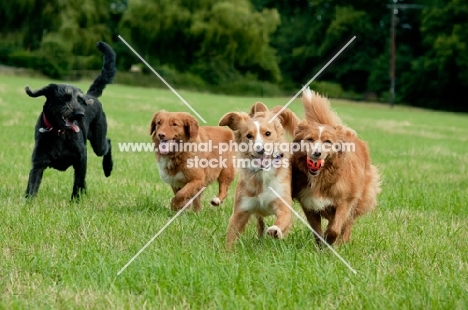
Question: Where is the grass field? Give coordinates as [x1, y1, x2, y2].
[1, 73, 467, 309]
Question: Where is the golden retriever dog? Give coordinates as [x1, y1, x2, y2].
[219, 102, 299, 248]
[150, 110, 235, 211]
[291, 88, 381, 246]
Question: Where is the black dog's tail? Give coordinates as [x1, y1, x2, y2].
[87, 42, 116, 98]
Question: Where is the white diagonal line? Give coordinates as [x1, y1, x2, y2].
[118, 35, 207, 123]
[117, 187, 207, 275]
[268, 187, 357, 274]
[269, 36, 356, 123]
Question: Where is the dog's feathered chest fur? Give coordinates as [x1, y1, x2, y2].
[156, 155, 188, 188]
[236, 159, 290, 215]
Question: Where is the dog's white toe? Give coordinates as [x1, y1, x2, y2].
[210, 197, 221, 206]
[266, 225, 283, 239]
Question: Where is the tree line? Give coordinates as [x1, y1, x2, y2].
[0, 0, 466, 112]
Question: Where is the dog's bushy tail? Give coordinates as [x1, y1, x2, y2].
[301, 87, 343, 126]
[87, 42, 116, 98]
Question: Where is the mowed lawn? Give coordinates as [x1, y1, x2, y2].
[1, 74, 467, 309]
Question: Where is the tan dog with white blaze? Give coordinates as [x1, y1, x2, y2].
[219, 102, 299, 248]
[150, 110, 235, 211]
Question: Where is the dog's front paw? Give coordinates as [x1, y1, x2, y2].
[266, 225, 283, 239]
[324, 228, 338, 245]
[170, 197, 188, 211]
[210, 197, 221, 206]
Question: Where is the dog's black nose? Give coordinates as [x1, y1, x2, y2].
[158, 133, 166, 139]
[313, 151, 321, 158]
[254, 142, 264, 155]
[74, 111, 85, 119]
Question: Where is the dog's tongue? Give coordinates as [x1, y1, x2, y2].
[65, 118, 80, 132]
[159, 140, 177, 154]
[307, 157, 323, 172]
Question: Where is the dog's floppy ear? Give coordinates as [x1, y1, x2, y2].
[249, 102, 269, 117]
[219, 112, 249, 131]
[25, 84, 57, 98]
[271, 106, 300, 137]
[150, 111, 161, 136]
[183, 114, 199, 140]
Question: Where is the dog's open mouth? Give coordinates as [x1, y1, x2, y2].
[251, 151, 283, 169]
[253, 154, 272, 168]
[307, 157, 324, 175]
[158, 139, 178, 155]
[64, 117, 80, 133]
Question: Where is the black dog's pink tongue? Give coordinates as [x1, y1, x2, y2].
[65, 119, 80, 132]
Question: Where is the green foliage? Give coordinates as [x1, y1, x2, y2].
[366, 52, 390, 95]
[5, 50, 40, 69]
[47, 0, 113, 55]
[208, 75, 283, 97]
[309, 81, 344, 98]
[0, 0, 62, 49]
[113, 66, 282, 97]
[154, 65, 207, 90]
[120, 0, 192, 66]
[190, 1, 281, 82]
[400, 0, 468, 111]
[120, 0, 281, 85]
[269, 1, 388, 94]
[0, 41, 72, 79]
[36, 39, 73, 79]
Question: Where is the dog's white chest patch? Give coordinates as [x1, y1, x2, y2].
[299, 189, 333, 211]
[157, 158, 185, 187]
[239, 171, 284, 214]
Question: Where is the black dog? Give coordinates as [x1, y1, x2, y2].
[25, 41, 116, 200]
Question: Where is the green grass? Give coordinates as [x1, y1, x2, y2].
[1, 74, 468, 309]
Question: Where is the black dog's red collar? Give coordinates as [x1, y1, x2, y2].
[42, 113, 53, 129]
[39, 113, 65, 135]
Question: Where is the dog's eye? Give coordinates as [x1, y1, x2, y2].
[77, 96, 90, 105]
[325, 140, 332, 144]
[157, 121, 161, 125]
[265, 131, 271, 136]
[172, 123, 178, 126]
[307, 138, 314, 142]
[246, 133, 253, 139]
